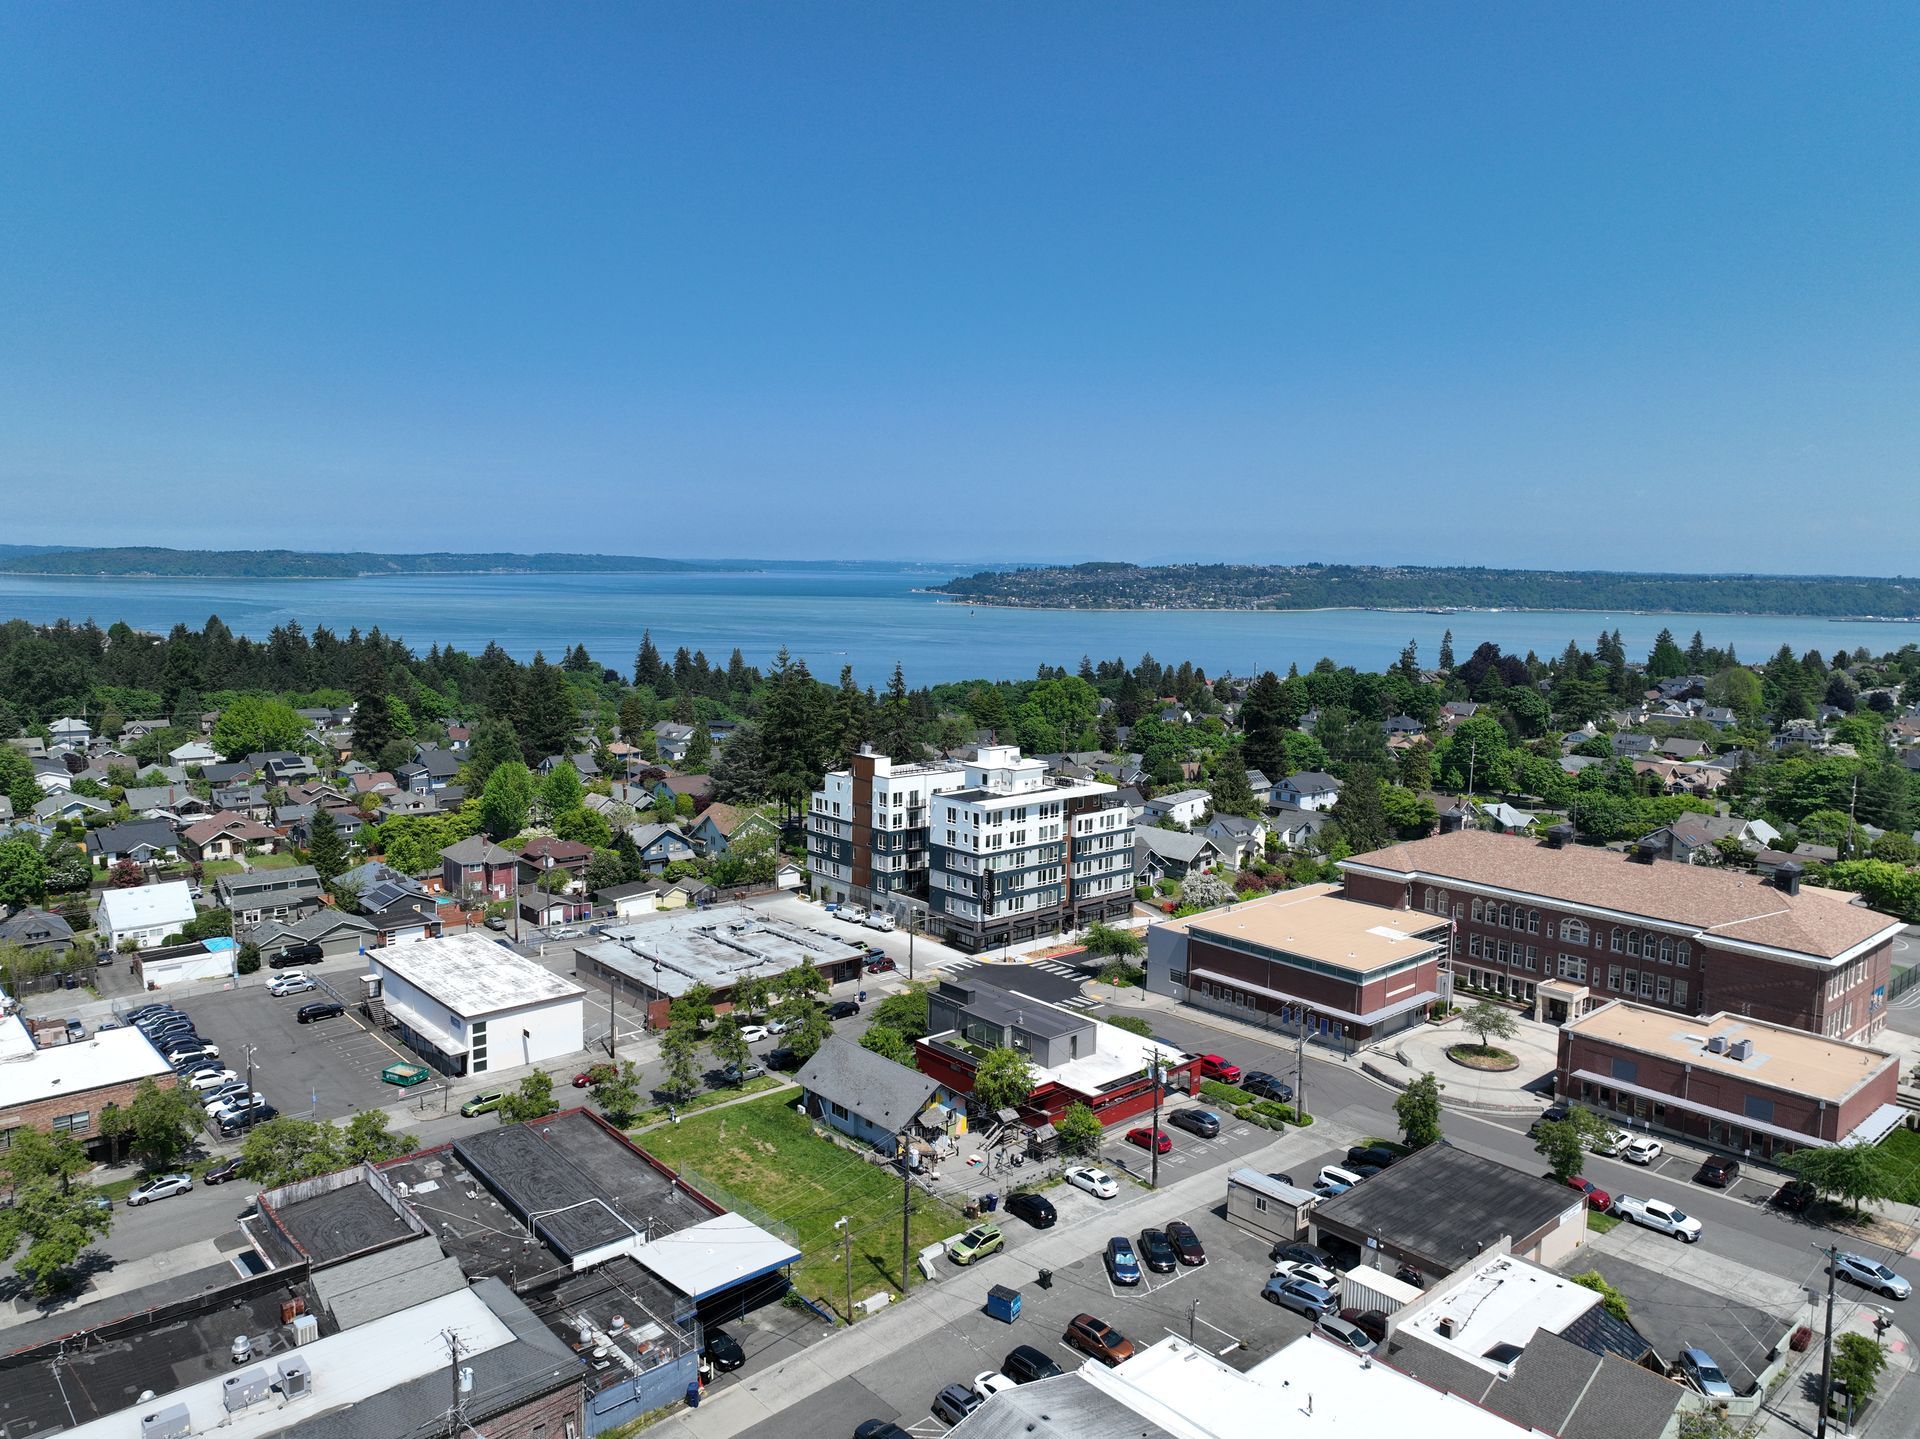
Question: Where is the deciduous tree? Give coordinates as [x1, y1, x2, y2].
[971, 1047, 1035, 1113]
[1393, 1071, 1444, 1149]
[1055, 1101, 1103, 1158]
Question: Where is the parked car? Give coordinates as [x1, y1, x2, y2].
[64, 1018, 85, 1041]
[704, 1328, 745, 1372]
[1065, 1167, 1118, 1200]
[1345, 1145, 1398, 1170]
[825, 1000, 860, 1020]
[1001, 1345, 1064, 1384]
[1195, 1054, 1241, 1084]
[1170, 1107, 1220, 1138]
[1696, 1154, 1740, 1188]
[971, 1370, 1015, 1401]
[1315, 1314, 1377, 1355]
[1832, 1252, 1912, 1299]
[1566, 1176, 1612, 1211]
[296, 1001, 345, 1024]
[270, 942, 325, 968]
[1593, 1128, 1631, 1157]
[1678, 1347, 1736, 1400]
[1137, 1228, 1177, 1274]
[268, 973, 316, 997]
[1062, 1314, 1134, 1366]
[126, 1004, 176, 1023]
[1271, 1240, 1333, 1268]
[737, 1024, 772, 1043]
[201, 1083, 250, 1111]
[931, 1383, 982, 1425]
[1125, 1126, 1171, 1155]
[1313, 1165, 1364, 1197]
[460, 1090, 507, 1117]
[549, 926, 582, 939]
[1003, 1191, 1056, 1229]
[1611, 1195, 1702, 1241]
[573, 1065, 614, 1089]
[1242, 1071, 1294, 1103]
[209, 1093, 267, 1122]
[837, 906, 869, 926]
[864, 956, 896, 974]
[1528, 1100, 1571, 1135]
[1622, 1136, 1663, 1165]
[127, 1173, 193, 1206]
[853, 1424, 910, 1439]
[217, 1103, 276, 1136]
[1262, 1276, 1337, 1319]
[765, 1045, 803, 1071]
[947, 1223, 1004, 1266]
[719, 1061, 766, 1085]
[1273, 1260, 1341, 1293]
[484, 913, 509, 931]
[1165, 1220, 1206, 1266]
[203, 1157, 245, 1185]
[862, 912, 896, 932]
[1772, 1179, 1817, 1213]
[1339, 1308, 1390, 1346]
[188, 1069, 240, 1092]
[1105, 1236, 1143, 1286]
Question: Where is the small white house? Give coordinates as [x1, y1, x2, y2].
[368, 932, 585, 1078]
[95, 881, 198, 951]
[1274, 771, 1344, 812]
[169, 740, 220, 767]
[136, 937, 239, 988]
[1142, 788, 1210, 828]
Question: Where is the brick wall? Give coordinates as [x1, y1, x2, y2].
[473, 1378, 583, 1439]
[0, 1071, 178, 1151]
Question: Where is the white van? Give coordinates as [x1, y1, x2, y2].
[863, 912, 897, 932]
[1314, 1165, 1366, 1197]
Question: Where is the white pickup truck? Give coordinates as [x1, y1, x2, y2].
[1611, 1195, 1702, 1242]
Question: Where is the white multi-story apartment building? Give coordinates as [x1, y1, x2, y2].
[926, 744, 1134, 953]
[808, 749, 965, 907]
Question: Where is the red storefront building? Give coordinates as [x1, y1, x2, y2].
[1339, 829, 1900, 1045]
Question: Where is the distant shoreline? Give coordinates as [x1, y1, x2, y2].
[924, 594, 1919, 623]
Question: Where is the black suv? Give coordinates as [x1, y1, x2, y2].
[271, 942, 325, 968]
[1242, 1072, 1294, 1103]
[824, 1000, 860, 1020]
[1002, 1345, 1064, 1385]
[1697, 1154, 1741, 1188]
[296, 1001, 345, 1024]
[1271, 1240, 1333, 1269]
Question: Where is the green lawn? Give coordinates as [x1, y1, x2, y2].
[637, 1092, 964, 1311]
[1587, 1210, 1622, 1234]
[1880, 1128, 1920, 1205]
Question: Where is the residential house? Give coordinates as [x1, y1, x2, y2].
[595, 880, 661, 920]
[398, 746, 462, 792]
[95, 881, 197, 951]
[5, 737, 47, 760]
[289, 803, 368, 849]
[248, 751, 318, 784]
[84, 818, 182, 869]
[210, 782, 273, 820]
[625, 822, 698, 872]
[439, 836, 522, 900]
[32, 792, 110, 825]
[1203, 813, 1268, 868]
[650, 773, 714, 809]
[1478, 802, 1537, 835]
[31, 758, 73, 794]
[793, 1037, 946, 1157]
[48, 716, 92, 748]
[1439, 700, 1480, 726]
[686, 803, 776, 856]
[120, 784, 209, 820]
[518, 836, 593, 889]
[179, 812, 283, 863]
[1701, 705, 1737, 730]
[0, 906, 75, 956]
[1382, 715, 1426, 738]
[359, 891, 444, 945]
[168, 739, 219, 768]
[1273, 771, 1343, 811]
[653, 721, 695, 764]
[1639, 813, 1779, 864]
[243, 909, 379, 960]
[517, 886, 593, 928]
[445, 723, 471, 751]
[1610, 732, 1656, 757]
[1142, 788, 1210, 828]
[1656, 737, 1708, 761]
[1244, 769, 1272, 808]
[118, 718, 168, 743]
[215, 865, 324, 926]
[1134, 826, 1223, 880]
[1266, 802, 1331, 850]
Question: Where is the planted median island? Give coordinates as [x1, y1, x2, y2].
[641, 1092, 965, 1313]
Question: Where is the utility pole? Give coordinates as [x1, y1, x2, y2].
[1814, 1243, 1838, 1439]
[1149, 1058, 1163, 1190]
[899, 1131, 913, 1299]
[441, 1328, 468, 1439]
[1845, 774, 1859, 862]
[1188, 1297, 1198, 1344]
[604, 974, 617, 1059]
[835, 1216, 853, 1322]
[1294, 1009, 1310, 1123]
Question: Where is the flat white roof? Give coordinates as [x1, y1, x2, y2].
[57, 1286, 515, 1439]
[1395, 1253, 1599, 1374]
[630, 1212, 801, 1301]
[373, 931, 583, 1017]
[1080, 1334, 1536, 1438]
[0, 1017, 173, 1113]
[96, 880, 196, 930]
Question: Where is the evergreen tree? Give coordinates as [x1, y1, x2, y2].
[307, 810, 347, 883]
[466, 717, 521, 789]
[833, 665, 870, 764]
[1647, 628, 1687, 680]
[1685, 631, 1707, 671]
[633, 631, 663, 688]
[1329, 765, 1391, 853]
[876, 663, 916, 761]
[350, 655, 396, 759]
[1437, 630, 1455, 673]
[521, 653, 575, 763]
[684, 720, 712, 770]
[1238, 671, 1292, 782]
[1396, 639, 1419, 681]
[711, 720, 770, 802]
[1207, 749, 1258, 818]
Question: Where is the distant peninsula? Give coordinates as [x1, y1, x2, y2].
[0, 547, 714, 579]
[934, 562, 1920, 619]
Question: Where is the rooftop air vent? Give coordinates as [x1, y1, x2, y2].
[1705, 1035, 1727, 1054]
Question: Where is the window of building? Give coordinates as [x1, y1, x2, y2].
[1743, 1095, 1775, 1125]
[1658, 936, 1673, 965]
[1472, 898, 1483, 922]
[1558, 954, 1586, 982]
[1468, 935, 1481, 958]
[1561, 918, 1589, 946]
[1527, 909, 1540, 934]
[1657, 976, 1672, 1003]
[1626, 930, 1641, 958]
[1254, 1195, 1268, 1213]
[51, 1112, 89, 1135]
[1675, 941, 1690, 967]
[1674, 979, 1688, 1007]
[1524, 945, 1537, 971]
[1610, 926, 1623, 952]
[1622, 970, 1639, 997]
[831, 1102, 850, 1119]
[1609, 1057, 1638, 1084]
[1607, 965, 1621, 991]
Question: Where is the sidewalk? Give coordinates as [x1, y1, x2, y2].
[1362, 1012, 1559, 1114]
[651, 1119, 1366, 1438]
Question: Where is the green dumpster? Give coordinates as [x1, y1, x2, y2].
[382, 1062, 431, 1088]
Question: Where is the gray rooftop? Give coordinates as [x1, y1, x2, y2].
[374, 930, 583, 1016]
[1389, 1330, 1682, 1439]
[1311, 1143, 1577, 1271]
[584, 904, 871, 998]
[795, 1036, 941, 1130]
[947, 1372, 1179, 1438]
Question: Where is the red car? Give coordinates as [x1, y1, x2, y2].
[1196, 1055, 1241, 1084]
[865, 956, 896, 974]
[572, 1064, 613, 1089]
[1566, 1175, 1611, 1211]
[1125, 1127, 1172, 1155]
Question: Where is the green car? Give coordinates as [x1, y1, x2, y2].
[460, 1090, 507, 1118]
[947, 1222, 1004, 1266]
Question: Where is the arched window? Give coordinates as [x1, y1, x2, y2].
[1472, 898, 1483, 922]
[1528, 909, 1540, 934]
[1500, 903, 1513, 929]
[1675, 941, 1690, 967]
[1627, 931, 1642, 958]
[1658, 936, 1673, 964]
[1562, 918, 1589, 947]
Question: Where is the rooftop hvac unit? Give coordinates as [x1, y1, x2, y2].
[1705, 1035, 1727, 1054]
[278, 1357, 313, 1400]
[291, 1313, 321, 1345]
[1729, 1038, 1754, 1061]
[140, 1404, 192, 1439]
[224, 1367, 274, 1413]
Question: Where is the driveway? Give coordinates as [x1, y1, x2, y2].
[172, 986, 416, 1121]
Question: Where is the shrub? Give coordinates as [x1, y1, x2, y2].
[1200, 1080, 1253, 1106]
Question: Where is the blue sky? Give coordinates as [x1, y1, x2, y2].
[1, 5, 1914, 572]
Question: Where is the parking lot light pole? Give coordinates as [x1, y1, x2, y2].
[243, 1044, 257, 1108]
[1813, 1242, 1839, 1439]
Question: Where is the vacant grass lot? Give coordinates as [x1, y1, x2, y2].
[1881, 1128, 1920, 1204]
[639, 1092, 965, 1311]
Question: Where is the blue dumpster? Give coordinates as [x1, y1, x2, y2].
[985, 1285, 1021, 1323]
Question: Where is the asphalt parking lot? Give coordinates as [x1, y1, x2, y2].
[170, 985, 415, 1124]
[734, 1194, 1314, 1438]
